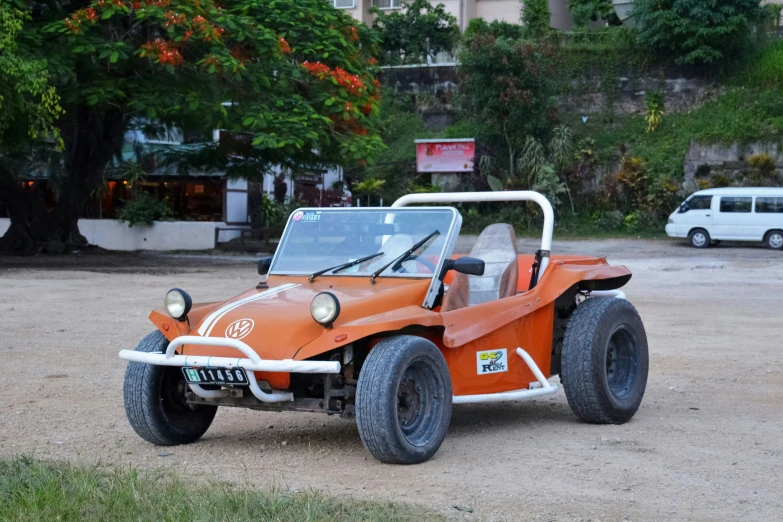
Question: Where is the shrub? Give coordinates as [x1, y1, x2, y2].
[597, 210, 624, 231]
[634, 0, 763, 65]
[117, 193, 174, 227]
[748, 153, 779, 186]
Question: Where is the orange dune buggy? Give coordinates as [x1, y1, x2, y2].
[120, 191, 648, 464]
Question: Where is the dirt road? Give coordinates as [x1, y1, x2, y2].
[1, 239, 781, 521]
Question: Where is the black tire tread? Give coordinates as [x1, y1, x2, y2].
[560, 297, 647, 424]
[355, 335, 452, 464]
[123, 331, 216, 446]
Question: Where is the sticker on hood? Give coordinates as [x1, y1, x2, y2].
[225, 318, 254, 340]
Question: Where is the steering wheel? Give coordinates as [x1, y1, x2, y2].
[395, 254, 437, 274]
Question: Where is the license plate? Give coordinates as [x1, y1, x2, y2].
[182, 367, 249, 386]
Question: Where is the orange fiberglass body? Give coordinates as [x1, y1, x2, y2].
[149, 255, 629, 396]
[122, 191, 648, 464]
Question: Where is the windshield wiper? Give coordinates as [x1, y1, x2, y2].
[370, 230, 440, 284]
[308, 252, 384, 282]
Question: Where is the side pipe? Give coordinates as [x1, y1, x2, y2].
[452, 347, 559, 404]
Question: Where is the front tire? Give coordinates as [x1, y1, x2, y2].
[123, 331, 217, 446]
[355, 335, 452, 464]
[765, 230, 783, 250]
[689, 228, 710, 248]
[561, 298, 648, 424]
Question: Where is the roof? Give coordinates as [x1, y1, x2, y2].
[691, 187, 783, 196]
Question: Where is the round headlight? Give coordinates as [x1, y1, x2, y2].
[310, 292, 340, 326]
[164, 288, 192, 320]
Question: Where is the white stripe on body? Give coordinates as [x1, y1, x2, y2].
[197, 284, 300, 336]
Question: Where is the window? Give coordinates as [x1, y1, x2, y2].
[719, 197, 752, 213]
[372, 0, 403, 9]
[334, 0, 355, 7]
[682, 195, 712, 212]
[756, 197, 783, 213]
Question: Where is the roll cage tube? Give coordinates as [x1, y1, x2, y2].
[392, 191, 554, 282]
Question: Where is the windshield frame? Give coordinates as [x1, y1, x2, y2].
[268, 207, 462, 296]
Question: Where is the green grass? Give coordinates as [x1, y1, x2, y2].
[0, 457, 445, 522]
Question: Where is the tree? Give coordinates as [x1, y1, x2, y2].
[521, 0, 551, 39]
[634, 0, 764, 65]
[0, 3, 65, 251]
[458, 34, 556, 180]
[568, 0, 621, 27]
[371, 0, 460, 65]
[0, 0, 383, 252]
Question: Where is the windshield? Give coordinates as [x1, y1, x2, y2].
[270, 208, 460, 278]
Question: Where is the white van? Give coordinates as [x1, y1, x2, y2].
[666, 187, 783, 249]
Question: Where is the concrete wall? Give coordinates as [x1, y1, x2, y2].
[0, 219, 226, 251]
[683, 141, 783, 191]
[382, 63, 722, 116]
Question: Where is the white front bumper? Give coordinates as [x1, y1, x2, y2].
[119, 335, 340, 403]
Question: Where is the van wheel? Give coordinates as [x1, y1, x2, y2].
[123, 331, 217, 446]
[688, 228, 710, 248]
[561, 298, 649, 424]
[356, 335, 452, 464]
[765, 230, 783, 250]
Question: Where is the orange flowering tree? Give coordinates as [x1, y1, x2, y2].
[0, 0, 382, 251]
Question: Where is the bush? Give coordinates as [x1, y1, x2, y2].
[634, 0, 763, 65]
[117, 192, 174, 227]
[597, 210, 624, 231]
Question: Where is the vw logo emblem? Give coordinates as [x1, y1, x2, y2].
[225, 318, 254, 340]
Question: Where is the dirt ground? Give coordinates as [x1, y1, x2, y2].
[1, 238, 781, 521]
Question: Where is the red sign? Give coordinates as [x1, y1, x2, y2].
[416, 140, 475, 173]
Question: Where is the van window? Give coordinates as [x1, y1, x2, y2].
[756, 197, 783, 213]
[719, 197, 752, 213]
[685, 195, 712, 211]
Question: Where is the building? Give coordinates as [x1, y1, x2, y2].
[336, 0, 572, 32]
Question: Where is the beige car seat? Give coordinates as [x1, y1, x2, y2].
[441, 224, 519, 311]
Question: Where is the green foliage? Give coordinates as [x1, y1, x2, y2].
[521, 0, 551, 39]
[740, 40, 783, 89]
[532, 164, 567, 210]
[645, 91, 664, 133]
[252, 195, 305, 228]
[353, 176, 387, 195]
[634, 0, 764, 65]
[116, 192, 174, 227]
[463, 19, 524, 45]
[568, 0, 621, 27]
[0, 3, 63, 153]
[596, 209, 624, 231]
[516, 136, 547, 185]
[371, 0, 460, 65]
[458, 35, 556, 178]
[747, 153, 781, 186]
[0, 457, 440, 522]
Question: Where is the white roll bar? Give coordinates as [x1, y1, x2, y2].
[392, 191, 554, 281]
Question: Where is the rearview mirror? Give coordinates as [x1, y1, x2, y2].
[257, 256, 272, 276]
[440, 256, 485, 279]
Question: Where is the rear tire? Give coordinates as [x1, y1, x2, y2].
[123, 331, 217, 446]
[561, 298, 648, 424]
[355, 335, 452, 464]
[765, 230, 783, 250]
[688, 228, 710, 248]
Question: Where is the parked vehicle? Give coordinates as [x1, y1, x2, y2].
[666, 187, 783, 249]
[120, 191, 649, 464]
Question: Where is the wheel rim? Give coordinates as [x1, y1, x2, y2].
[605, 326, 640, 400]
[769, 233, 783, 249]
[396, 357, 444, 447]
[692, 232, 707, 247]
[159, 368, 205, 430]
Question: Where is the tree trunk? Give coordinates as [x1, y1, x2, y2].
[0, 107, 126, 254]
